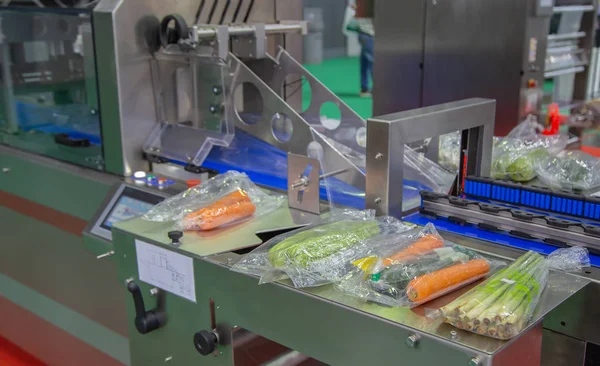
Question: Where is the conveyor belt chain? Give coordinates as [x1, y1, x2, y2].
[420, 191, 600, 252]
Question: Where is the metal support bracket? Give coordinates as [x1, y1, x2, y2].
[366, 98, 496, 217]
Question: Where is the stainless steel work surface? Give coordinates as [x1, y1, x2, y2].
[116, 205, 591, 355]
[115, 204, 327, 257]
[211, 252, 590, 356]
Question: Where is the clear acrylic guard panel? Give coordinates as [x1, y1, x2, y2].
[0, 9, 104, 170]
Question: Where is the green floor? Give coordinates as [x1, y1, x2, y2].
[303, 56, 373, 120]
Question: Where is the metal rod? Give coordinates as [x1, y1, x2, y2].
[553, 5, 594, 13]
[291, 168, 348, 189]
[195, 23, 304, 39]
[319, 168, 348, 180]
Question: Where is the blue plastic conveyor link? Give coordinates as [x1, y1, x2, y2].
[463, 176, 600, 221]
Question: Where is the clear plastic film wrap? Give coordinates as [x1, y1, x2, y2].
[337, 224, 498, 308]
[231, 210, 416, 287]
[436, 247, 589, 340]
[142, 171, 284, 231]
[535, 150, 600, 191]
[404, 146, 456, 195]
[492, 117, 568, 182]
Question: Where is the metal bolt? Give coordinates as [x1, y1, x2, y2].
[150, 288, 159, 296]
[217, 306, 220, 310]
[96, 251, 115, 259]
[165, 356, 172, 363]
[374, 197, 382, 204]
[125, 277, 134, 285]
[405, 334, 420, 348]
[468, 357, 482, 366]
[2, 167, 10, 173]
[450, 330, 458, 339]
[375, 153, 383, 160]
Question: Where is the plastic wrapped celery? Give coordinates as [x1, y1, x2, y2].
[142, 171, 284, 231]
[438, 247, 589, 340]
[337, 224, 496, 307]
[535, 150, 600, 191]
[232, 210, 415, 288]
[492, 117, 568, 182]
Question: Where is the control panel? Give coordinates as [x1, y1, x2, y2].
[88, 183, 167, 242]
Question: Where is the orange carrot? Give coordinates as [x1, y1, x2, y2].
[406, 259, 490, 303]
[382, 234, 444, 266]
[183, 189, 256, 231]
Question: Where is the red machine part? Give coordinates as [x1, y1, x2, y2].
[542, 103, 561, 136]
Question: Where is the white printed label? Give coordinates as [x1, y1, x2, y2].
[501, 278, 515, 285]
[135, 240, 196, 303]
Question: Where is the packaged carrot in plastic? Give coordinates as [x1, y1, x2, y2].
[142, 171, 284, 231]
[337, 223, 502, 308]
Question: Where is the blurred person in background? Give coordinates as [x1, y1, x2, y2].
[345, 1, 374, 98]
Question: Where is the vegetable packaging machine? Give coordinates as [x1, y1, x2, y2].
[1, 1, 600, 366]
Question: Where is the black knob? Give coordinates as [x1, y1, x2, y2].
[193, 330, 218, 356]
[212, 85, 223, 95]
[127, 281, 166, 334]
[168, 231, 183, 245]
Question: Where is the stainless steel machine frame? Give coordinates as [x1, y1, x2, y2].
[366, 98, 495, 217]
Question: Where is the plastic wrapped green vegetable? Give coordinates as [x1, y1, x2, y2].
[232, 211, 415, 288]
[535, 150, 600, 191]
[491, 117, 567, 182]
[267, 220, 381, 268]
[437, 247, 589, 340]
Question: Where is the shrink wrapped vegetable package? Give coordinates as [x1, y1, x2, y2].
[437, 247, 590, 340]
[232, 210, 415, 288]
[142, 171, 284, 230]
[535, 150, 600, 191]
[337, 224, 499, 307]
[438, 131, 461, 172]
[492, 117, 568, 182]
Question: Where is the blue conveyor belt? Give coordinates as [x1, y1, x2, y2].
[403, 213, 600, 267]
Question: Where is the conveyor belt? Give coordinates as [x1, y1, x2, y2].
[420, 191, 600, 253]
[464, 176, 600, 221]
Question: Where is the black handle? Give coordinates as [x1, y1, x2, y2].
[193, 330, 218, 356]
[127, 281, 166, 334]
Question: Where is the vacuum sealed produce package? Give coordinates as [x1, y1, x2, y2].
[142, 171, 284, 231]
[338, 224, 498, 307]
[437, 247, 589, 340]
[438, 131, 461, 172]
[535, 150, 600, 191]
[492, 117, 568, 182]
[232, 210, 416, 288]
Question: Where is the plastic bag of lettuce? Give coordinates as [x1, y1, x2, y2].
[535, 150, 600, 191]
[491, 116, 568, 182]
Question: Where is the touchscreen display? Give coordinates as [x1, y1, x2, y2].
[102, 196, 155, 229]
